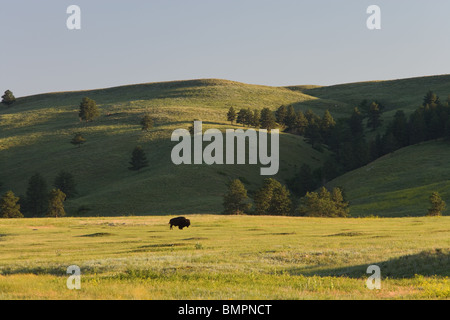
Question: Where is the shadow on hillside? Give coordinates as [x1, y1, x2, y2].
[288, 249, 450, 279]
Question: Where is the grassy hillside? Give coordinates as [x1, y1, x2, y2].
[294, 74, 450, 132]
[0, 215, 449, 299]
[328, 140, 450, 217]
[1, 75, 450, 217]
[0, 79, 329, 216]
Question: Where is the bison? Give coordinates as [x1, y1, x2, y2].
[169, 217, 190, 230]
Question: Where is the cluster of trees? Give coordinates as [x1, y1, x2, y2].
[0, 171, 77, 219]
[1, 90, 16, 106]
[325, 91, 450, 179]
[223, 178, 348, 217]
[286, 91, 450, 198]
[227, 107, 277, 130]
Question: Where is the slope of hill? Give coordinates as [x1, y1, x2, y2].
[328, 140, 450, 217]
[1, 75, 450, 217]
[0, 79, 328, 216]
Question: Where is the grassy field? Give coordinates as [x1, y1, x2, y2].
[0, 215, 449, 300]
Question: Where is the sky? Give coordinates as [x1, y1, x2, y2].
[1, 0, 450, 97]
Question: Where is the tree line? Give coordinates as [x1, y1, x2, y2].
[223, 90, 449, 217]
[0, 171, 76, 218]
[223, 178, 349, 217]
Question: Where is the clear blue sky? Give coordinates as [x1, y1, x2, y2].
[1, 0, 450, 97]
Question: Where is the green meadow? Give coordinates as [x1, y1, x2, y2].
[1, 76, 450, 300]
[0, 215, 449, 300]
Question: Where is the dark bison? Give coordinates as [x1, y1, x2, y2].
[169, 217, 190, 230]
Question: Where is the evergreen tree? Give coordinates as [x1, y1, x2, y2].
[25, 173, 48, 217]
[285, 106, 297, 130]
[295, 111, 308, 135]
[227, 107, 237, 124]
[390, 110, 409, 148]
[349, 108, 364, 137]
[252, 109, 260, 128]
[140, 115, 154, 131]
[223, 179, 251, 215]
[367, 102, 383, 130]
[305, 122, 323, 150]
[320, 109, 336, 143]
[244, 108, 253, 127]
[427, 192, 446, 216]
[54, 171, 77, 199]
[259, 108, 277, 131]
[298, 187, 349, 217]
[70, 133, 86, 148]
[0, 191, 23, 218]
[423, 90, 440, 107]
[287, 164, 317, 197]
[47, 189, 66, 217]
[408, 110, 427, 144]
[321, 110, 336, 132]
[236, 108, 248, 126]
[275, 105, 287, 125]
[1, 90, 16, 106]
[78, 97, 99, 122]
[129, 146, 149, 171]
[254, 178, 291, 216]
[269, 184, 292, 216]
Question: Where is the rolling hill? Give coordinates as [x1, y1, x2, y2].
[328, 140, 450, 217]
[0, 79, 329, 216]
[1, 75, 450, 217]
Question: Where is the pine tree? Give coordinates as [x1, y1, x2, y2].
[70, 133, 86, 148]
[298, 187, 349, 217]
[244, 108, 253, 127]
[408, 110, 427, 144]
[140, 115, 154, 131]
[129, 146, 149, 171]
[423, 90, 440, 107]
[25, 173, 48, 217]
[54, 171, 77, 199]
[252, 109, 260, 128]
[78, 97, 99, 122]
[367, 102, 383, 130]
[236, 108, 248, 126]
[227, 107, 237, 125]
[285, 106, 297, 130]
[321, 110, 336, 132]
[0, 191, 23, 218]
[428, 192, 446, 216]
[259, 108, 277, 131]
[254, 178, 291, 216]
[349, 107, 364, 137]
[390, 110, 409, 148]
[295, 111, 308, 135]
[47, 189, 66, 217]
[287, 164, 317, 197]
[223, 179, 251, 215]
[269, 184, 292, 216]
[1, 90, 16, 106]
[275, 105, 287, 125]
